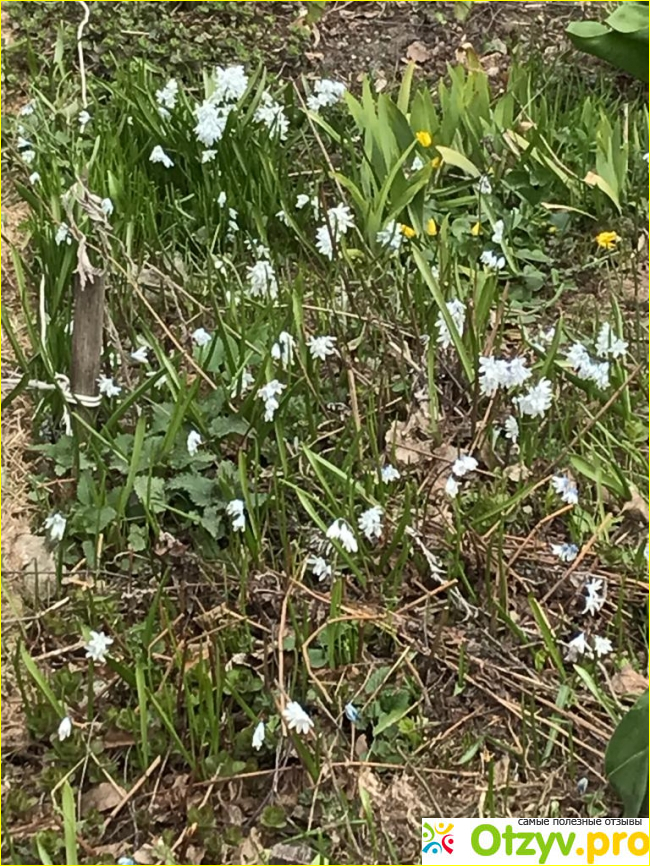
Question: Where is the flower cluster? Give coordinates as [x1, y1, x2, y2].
[445, 453, 478, 499]
[306, 78, 346, 113]
[315, 203, 355, 259]
[436, 299, 466, 350]
[258, 379, 286, 422]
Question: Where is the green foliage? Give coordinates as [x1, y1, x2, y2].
[605, 690, 649, 817]
[567, 2, 649, 82]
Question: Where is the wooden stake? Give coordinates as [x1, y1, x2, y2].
[70, 270, 105, 402]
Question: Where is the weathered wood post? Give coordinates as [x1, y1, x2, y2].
[70, 270, 105, 405]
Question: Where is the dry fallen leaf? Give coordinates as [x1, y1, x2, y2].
[269, 842, 314, 865]
[81, 781, 126, 815]
[611, 664, 649, 699]
[405, 40, 431, 64]
[504, 464, 531, 483]
[622, 487, 649, 524]
[385, 418, 431, 466]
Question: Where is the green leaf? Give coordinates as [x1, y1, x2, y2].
[435, 145, 480, 178]
[373, 704, 411, 736]
[60, 781, 79, 866]
[133, 476, 167, 513]
[605, 689, 649, 817]
[209, 416, 250, 439]
[166, 473, 217, 507]
[567, 17, 649, 82]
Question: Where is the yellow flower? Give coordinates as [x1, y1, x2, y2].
[470, 222, 481, 237]
[595, 230, 620, 250]
[400, 224, 417, 239]
[426, 218, 438, 236]
[415, 130, 432, 148]
[430, 156, 442, 169]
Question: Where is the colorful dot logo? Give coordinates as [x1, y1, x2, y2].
[422, 822, 455, 855]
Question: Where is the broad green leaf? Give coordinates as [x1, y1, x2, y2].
[133, 476, 167, 513]
[435, 145, 480, 178]
[605, 690, 649, 817]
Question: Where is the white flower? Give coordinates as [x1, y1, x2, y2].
[201, 149, 217, 164]
[306, 78, 346, 112]
[595, 323, 628, 359]
[566, 632, 593, 660]
[258, 379, 286, 422]
[254, 91, 289, 140]
[247, 259, 278, 300]
[344, 703, 360, 723]
[315, 224, 335, 259]
[316, 204, 355, 259]
[194, 100, 231, 147]
[358, 506, 383, 542]
[380, 464, 400, 484]
[216, 191, 227, 208]
[445, 475, 460, 498]
[226, 499, 246, 532]
[97, 375, 122, 398]
[644, 153, 649, 163]
[503, 415, 519, 443]
[411, 154, 425, 172]
[502, 357, 531, 389]
[271, 331, 295, 368]
[192, 327, 212, 347]
[436, 299, 466, 349]
[376, 220, 404, 251]
[19, 101, 35, 116]
[282, 700, 314, 735]
[21, 149, 35, 165]
[295, 193, 319, 216]
[84, 630, 114, 663]
[29, 172, 40, 185]
[276, 208, 290, 225]
[566, 342, 610, 389]
[480, 250, 506, 271]
[17, 135, 32, 149]
[156, 78, 179, 110]
[431, 264, 440, 280]
[55, 222, 72, 246]
[130, 346, 149, 364]
[326, 518, 358, 554]
[327, 203, 355, 235]
[550, 542, 579, 563]
[78, 110, 91, 131]
[452, 454, 478, 477]
[478, 356, 507, 396]
[592, 635, 613, 658]
[583, 578, 606, 616]
[245, 238, 271, 259]
[149, 145, 174, 168]
[100, 197, 114, 217]
[211, 64, 249, 104]
[477, 175, 492, 195]
[230, 369, 255, 399]
[514, 378, 553, 418]
[44, 512, 66, 542]
[252, 720, 265, 751]
[307, 555, 332, 582]
[491, 219, 505, 244]
[551, 474, 578, 505]
[57, 716, 72, 741]
[187, 429, 202, 456]
[308, 335, 337, 361]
